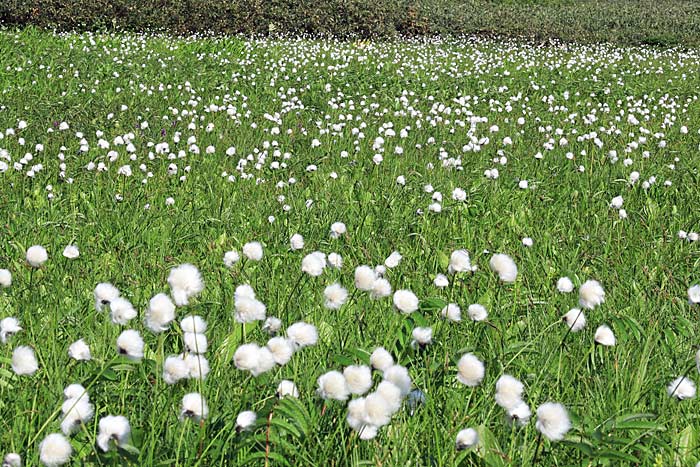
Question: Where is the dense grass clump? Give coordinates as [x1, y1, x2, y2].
[0, 29, 699, 466]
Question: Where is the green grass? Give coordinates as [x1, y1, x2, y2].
[0, 29, 699, 466]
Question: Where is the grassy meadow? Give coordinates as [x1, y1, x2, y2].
[0, 29, 699, 465]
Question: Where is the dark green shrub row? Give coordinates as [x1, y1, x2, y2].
[2, 0, 700, 45]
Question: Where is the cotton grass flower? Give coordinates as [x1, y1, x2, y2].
[370, 278, 392, 299]
[393, 289, 419, 314]
[370, 347, 394, 371]
[26, 245, 48, 267]
[495, 374, 524, 410]
[94, 282, 120, 311]
[383, 365, 412, 396]
[236, 411, 257, 432]
[557, 277, 574, 293]
[489, 254, 518, 282]
[467, 304, 488, 321]
[223, 250, 240, 267]
[62, 245, 79, 259]
[375, 381, 403, 413]
[287, 322, 318, 348]
[38, 433, 72, 466]
[330, 222, 347, 239]
[109, 297, 137, 325]
[61, 395, 94, 435]
[457, 353, 484, 387]
[163, 355, 189, 384]
[184, 332, 208, 354]
[385, 251, 402, 268]
[562, 308, 586, 332]
[68, 339, 91, 361]
[364, 393, 393, 426]
[0, 269, 11, 288]
[145, 293, 175, 332]
[324, 283, 348, 309]
[354, 265, 376, 291]
[508, 400, 532, 426]
[411, 327, 433, 348]
[317, 371, 350, 401]
[262, 316, 282, 335]
[97, 415, 131, 451]
[667, 376, 696, 400]
[12, 346, 38, 375]
[242, 242, 263, 261]
[594, 325, 616, 346]
[579, 280, 605, 309]
[184, 353, 210, 380]
[441, 303, 461, 321]
[116, 330, 144, 360]
[290, 234, 304, 251]
[434, 274, 449, 288]
[266, 336, 295, 365]
[535, 402, 571, 441]
[181, 393, 208, 421]
[327, 252, 343, 269]
[688, 285, 700, 304]
[277, 380, 299, 398]
[455, 428, 478, 450]
[448, 249, 472, 273]
[344, 365, 373, 395]
[168, 263, 204, 306]
[0, 317, 21, 344]
[234, 296, 267, 323]
[3, 453, 21, 467]
[301, 251, 326, 276]
[180, 315, 207, 333]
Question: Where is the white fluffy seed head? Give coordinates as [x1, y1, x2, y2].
[68, 339, 91, 361]
[184, 353, 210, 380]
[286, 322, 318, 348]
[236, 411, 257, 431]
[181, 393, 208, 421]
[455, 428, 478, 450]
[63, 384, 87, 401]
[234, 297, 267, 323]
[145, 293, 176, 332]
[184, 332, 208, 354]
[327, 252, 343, 269]
[301, 251, 326, 276]
[508, 400, 532, 426]
[344, 365, 373, 395]
[370, 278, 392, 299]
[12, 345, 38, 375]
[290, 233, 305, 251]
[277, 379, 299, 398]
[262, 316, 282, 335]
[383, 365, 412, 396]
[457, 353, 484, 387]
[223, 250, 240, 267]
[495, 375, 524, 410]
[448, 249, 472, 274]
[116, 330, 144, 360]
[168, 264, 204, 306]
[411, 327, 433, 347]
[109, 297, 137, 325]
[393, 289, 419, 314]
[384, 251, 402, 268]
[97, 415, 131, 451]
[535, 402, 571, 441]
[434, 274, 449, 288]
[579, 280, 605, 309]
[317, 371, 350, 401]
[370, 347, 394, 371]
[556, 277, 574, 293]
[62, 245, 79, 259]
[667, 376, 696, 400]
[594, 325, 616, 346]
[489, 253, 518, 282]
[0, 317, 22, 344]
[235, 284, 256, 301]
[562, 308, 586, 332]
[163, 355, 189, 384]
[266, 337, 295, 365]
[324, 283, 348, 309]
[375, 381, 403, 413]
[94, 283, 120, 312]
[467, 304, 488, 322]
[364, 393, 392, 427]
[242, 241, 263, 261]
[687, 285, 700, 304]
[0, 269, 12, 288]
[26, 245, 48, 267]
[180, 315, 208, 334]
[3, 453, 21, 467]
[354, 265, 376, 291]
[329, 222, 347, 239]
[441, 303, 461, 322]
[39, 433, 72, 466]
